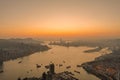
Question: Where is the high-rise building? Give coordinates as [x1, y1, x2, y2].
[49, 63, 55, 74]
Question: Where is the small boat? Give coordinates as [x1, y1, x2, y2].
[66, 66, 71, 69]
[36, 64, 41, 68]
[63, 61, 66, 63]
[0, 70, 4, 73]
[64, 71, 74, 75]
[18, 61, 22, 64]
[18, 77, 21, 80]
[59, 64, 63, 67]
[45, 65, 49, 69]
[74, 70, 80, 74]
[77, 65, 82, 67]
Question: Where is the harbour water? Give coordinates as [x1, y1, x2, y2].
[0, 45, 109, 80]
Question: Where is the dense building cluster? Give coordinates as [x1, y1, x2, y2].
[0, 39, 50, 63]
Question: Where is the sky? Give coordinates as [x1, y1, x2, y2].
[0, 0, 120, 39]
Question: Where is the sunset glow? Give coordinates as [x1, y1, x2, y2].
[0, 0, 120, 39]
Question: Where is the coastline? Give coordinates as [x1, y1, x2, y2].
[82, 63, 114, 80]
[0, 39, 50, 63]
[82, 49, 120, 80]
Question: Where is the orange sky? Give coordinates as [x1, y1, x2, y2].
[0, 0, 120, 39]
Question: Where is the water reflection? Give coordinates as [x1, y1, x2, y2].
[0, 46, 104, 80]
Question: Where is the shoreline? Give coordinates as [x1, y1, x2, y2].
[0, 46, 50, 63]
[82, 49, 120, 80]
[0, 40, 50, 63]
[82, 63, 113, 80]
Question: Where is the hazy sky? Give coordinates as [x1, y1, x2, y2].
[0, 0, 120, 39]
